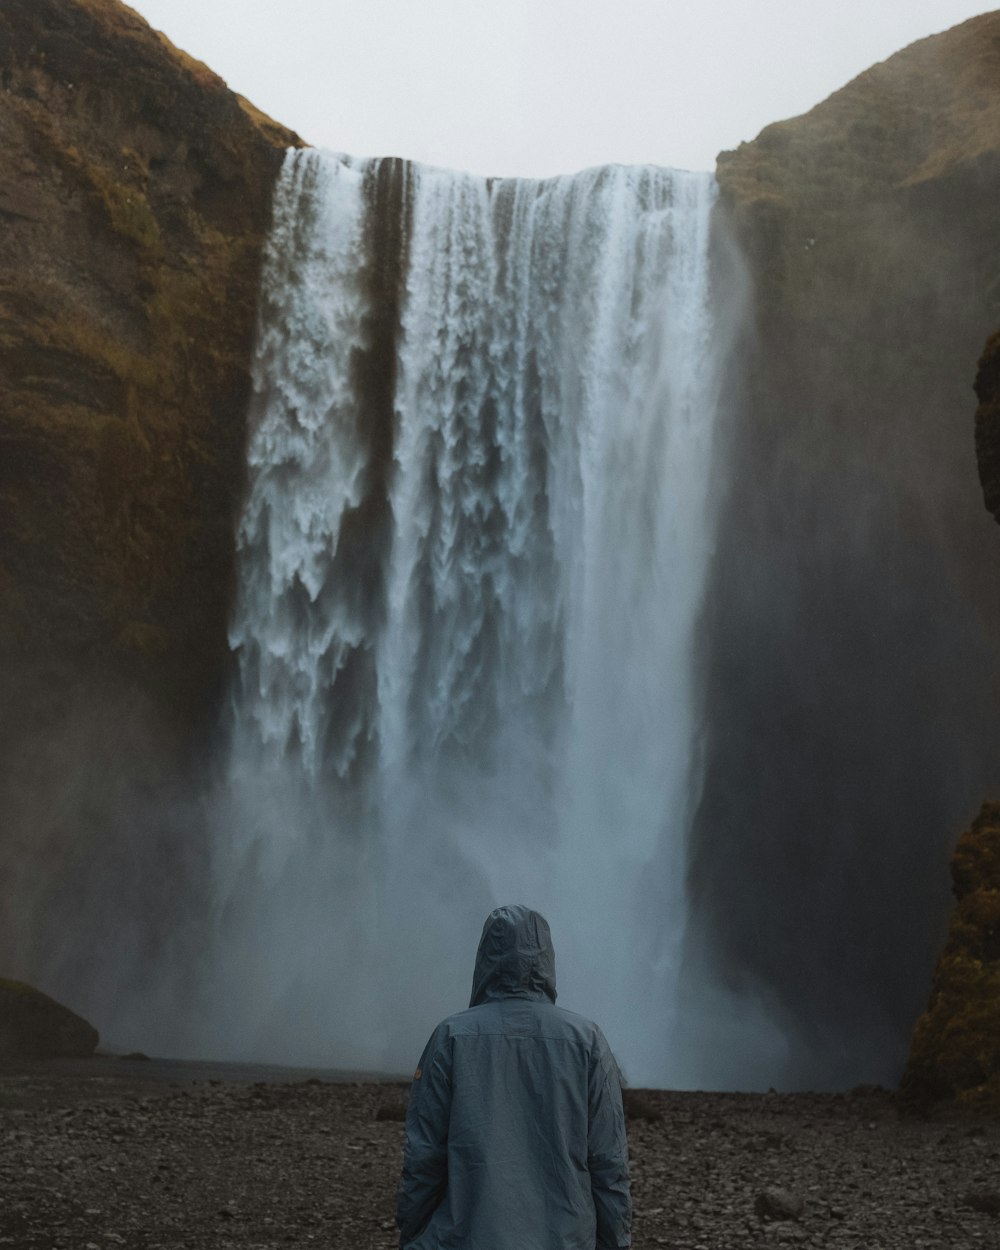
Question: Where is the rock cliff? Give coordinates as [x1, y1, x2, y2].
[688, 12, 1000, 1085]
[0, 0, 299, 728]
[0, 0, 299, 1008]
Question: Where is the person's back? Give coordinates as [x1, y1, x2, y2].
[397, 905, 631, 1250]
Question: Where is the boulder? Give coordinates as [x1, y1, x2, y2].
[754, 1187, 804, 1222]
[622, 1089, 663, 1122]
[0, 977, 99, 1057]
[964, 1189, 1000, 1216]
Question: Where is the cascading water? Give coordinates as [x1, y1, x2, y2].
[208, 148, 725, 1085]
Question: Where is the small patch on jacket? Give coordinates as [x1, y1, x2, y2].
[413, 1067, 422, 1080]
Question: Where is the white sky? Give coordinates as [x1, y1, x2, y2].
[128, 1, 991, 176]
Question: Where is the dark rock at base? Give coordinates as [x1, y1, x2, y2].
[754, 1188, 805, 1222]
[964, 1188, 1000, 1216]
[623, 1089, 663, 1122]
[0, 977, 99, 1057]
[374, 1099, 408, 1122]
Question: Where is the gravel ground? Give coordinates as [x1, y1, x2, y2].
[1, 1059, 998, 1249]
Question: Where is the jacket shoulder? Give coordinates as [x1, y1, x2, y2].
[436, 1000, 608, 1048]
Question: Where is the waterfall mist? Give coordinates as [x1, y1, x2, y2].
[197, 149, 731, 1085]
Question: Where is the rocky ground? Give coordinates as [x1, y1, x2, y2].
[0, 1059, 998, 1249]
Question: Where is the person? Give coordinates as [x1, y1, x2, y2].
[396, 903, 632, 1250]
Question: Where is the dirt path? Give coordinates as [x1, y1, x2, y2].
[1, 1060, 997, 1248]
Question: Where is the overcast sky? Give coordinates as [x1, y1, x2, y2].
[128, 1, 990, 176]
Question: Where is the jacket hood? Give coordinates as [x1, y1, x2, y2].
[470, 905, 557, 1007]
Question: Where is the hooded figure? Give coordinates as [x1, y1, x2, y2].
[397, 905, 631, 1250]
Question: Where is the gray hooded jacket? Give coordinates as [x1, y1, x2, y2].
[397, 905, 631, 1250]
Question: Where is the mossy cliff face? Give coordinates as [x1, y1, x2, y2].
[0, 0, 300, 1004]
[0, 0, 300, 729]
[901, 803, 1000, 1111]
[690, 14, 1000, 1085]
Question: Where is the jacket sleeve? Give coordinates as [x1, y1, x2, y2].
[587, 1030, 631, 1250]
[396, 1025, 452, 1247]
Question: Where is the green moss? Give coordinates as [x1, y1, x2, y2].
[85, 163, 161, 252]
[958, 1076, 1000, 1111]
[0, 0, 299, 732]
[44, 315, 160, 391]
[49, 141, 162, 256]
[953, 803, 1000, 897]
[902, 804, 1000, 1114]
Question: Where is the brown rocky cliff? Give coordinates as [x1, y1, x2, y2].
[689, 13, 1000, 1083]
[0, 0, 302, 1004]
[717, 13, 1000, 299]
[0, 0, 301, 737]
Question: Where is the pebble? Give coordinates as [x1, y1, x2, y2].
[0, 1076, 998, 1248]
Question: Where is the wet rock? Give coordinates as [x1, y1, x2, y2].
[623, 1089, 663, 1122]
[374, 1100, 408, 1122]
[0, 978, 98, 1057]
[964, 1188, 1000, 1215]
[755, 1187, 805, 1222]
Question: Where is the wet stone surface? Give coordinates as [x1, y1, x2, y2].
[1, 1066, 998, 1248]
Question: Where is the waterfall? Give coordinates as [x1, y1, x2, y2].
[210, 149, 722, 1085]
